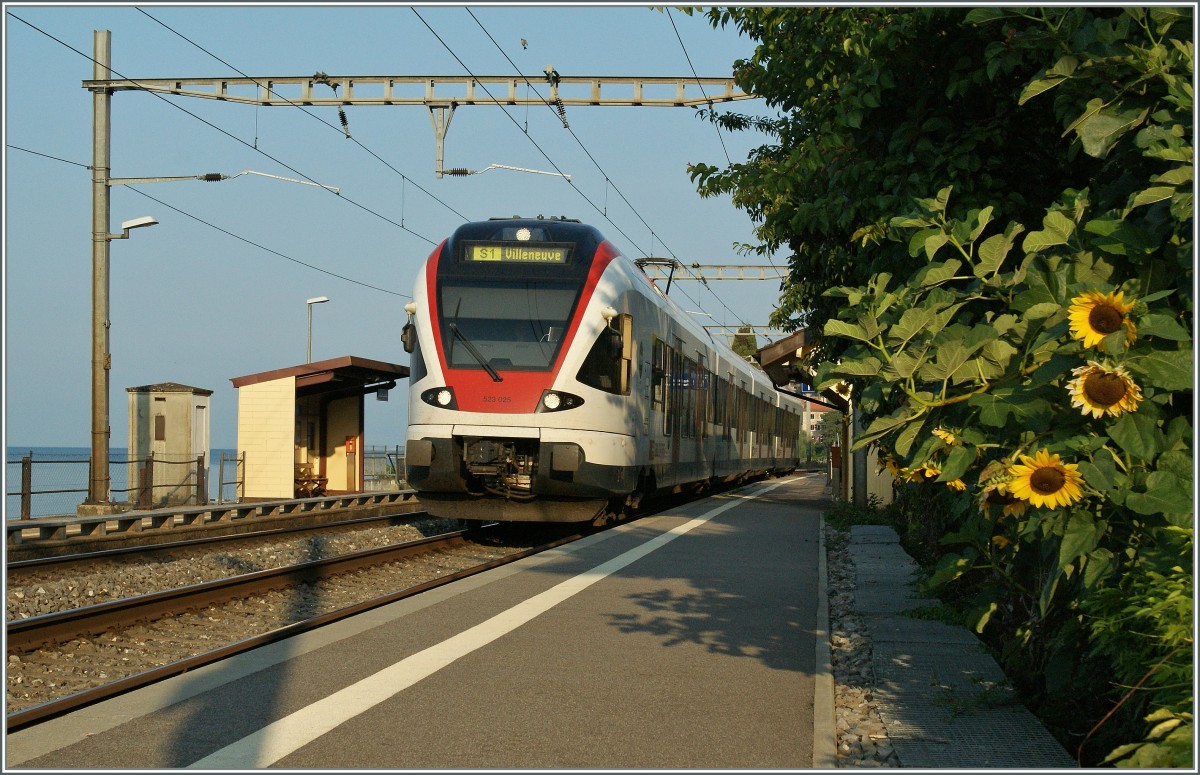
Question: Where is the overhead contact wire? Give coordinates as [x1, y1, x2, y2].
[134, 7, 470, 224]
[466, 8, 749, 327]
[8, 11, 438, 248]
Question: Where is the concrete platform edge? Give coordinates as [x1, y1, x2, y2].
[813, 512, 837, 768]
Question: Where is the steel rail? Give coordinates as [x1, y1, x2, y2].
[6, 530, 478, 652]
[6, 510, 433, 574]
[5, 526, 584, 732]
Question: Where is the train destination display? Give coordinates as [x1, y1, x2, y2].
[466, 243, 570, 264]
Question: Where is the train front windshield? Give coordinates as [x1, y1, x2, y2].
[439, 280, 579, 371]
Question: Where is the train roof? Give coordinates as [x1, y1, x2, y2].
[448, 216, 603, 245]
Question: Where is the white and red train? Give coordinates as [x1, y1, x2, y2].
[403, 216, 805, 523]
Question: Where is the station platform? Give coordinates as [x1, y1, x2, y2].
[7, 475, 831, 769]
[846, 525, 1076, 768]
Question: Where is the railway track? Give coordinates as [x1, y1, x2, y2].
[7, 510, 436, 576]
[6, 522, 589, 732]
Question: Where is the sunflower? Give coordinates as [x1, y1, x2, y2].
[1007, 449, 1085, 510]
[945, 478, 967, 492]
[980, 479, 1028, 518]
[905, 461, 941, 482]
[1066, 361, 1143, 418]
[1068, 290, 1136, 350]
[932, 427, 959, 445]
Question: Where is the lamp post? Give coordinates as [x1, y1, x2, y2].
[84, 212, 158, 511]
[84, 30, 165, 511]
[307, 296, 329, 363]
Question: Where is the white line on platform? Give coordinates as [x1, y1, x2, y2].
[187, 476, 800, 769]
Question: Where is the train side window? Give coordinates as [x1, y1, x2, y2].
[408, 330, 428, 384]
[577, 313, 632, 396]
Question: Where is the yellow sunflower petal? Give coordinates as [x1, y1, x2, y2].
[1006, 449, 1086, 509]
[1068, 291, 1137, 350]
[1067, 361, 1143, 418]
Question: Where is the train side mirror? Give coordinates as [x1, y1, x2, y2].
[402, 301, 418, 353]
[401, 322, 417, 353]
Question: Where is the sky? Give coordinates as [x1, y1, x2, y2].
[3, 2, 786, 451]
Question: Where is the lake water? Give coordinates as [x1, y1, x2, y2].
[5, 446, 239, 519]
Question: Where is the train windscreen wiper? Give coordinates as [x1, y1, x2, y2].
[450, 322, 503, 382]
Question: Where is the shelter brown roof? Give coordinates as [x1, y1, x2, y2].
[230, 355, 408, 398]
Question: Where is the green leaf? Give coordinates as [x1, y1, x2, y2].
[1127, 347, 1194, 391]
[937, 445, 975, 482]
[1022, 210, 1075, 253]
[894, 416, 926, 457]
[824, 319, 874, 343]
[1078, 454, 1118, 493]
[969, 385, 1049, 428]
[1059, 512, 1104, 572]
[832, 356, 883, 378]
[974, 224, 1024, 278]
[888, 306, 935, 348]
[1126, 469, 1192, 520]
[1108, 412, 1162, 461]
[1137, 314, 1192, 342]
[1018, 56, 1078, 105]
[1023, 302, 1062, 321]
[913, 259, 963, 287]
[854, 409, 921, 449]
[921, 340, 973, 382]
[1082, 547, 1115, 589]
[1073, 102, 1150, 159]
[963, 7, 1005, 24]
[927, 552, 973, 588]
[1130, 185, 1176, 209]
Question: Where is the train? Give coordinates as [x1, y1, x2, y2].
[403, 216, 807, 523]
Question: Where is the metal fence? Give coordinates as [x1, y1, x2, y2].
[364, 445, 405, 492]
[6, 446, 404, 520]
[6, 450, 245, 520]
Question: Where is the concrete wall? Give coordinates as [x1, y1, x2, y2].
[237, 376, 296, 499]
[127, 387, 211, 507]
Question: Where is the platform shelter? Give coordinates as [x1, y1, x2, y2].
[756, 331, 892, 506]
[231, 356, 408, 500]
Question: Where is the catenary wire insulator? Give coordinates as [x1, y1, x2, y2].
[445, 168, 472, 176]
[338, 107, 351, 139]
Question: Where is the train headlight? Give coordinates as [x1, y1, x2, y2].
[537, 390, 584, 412]
[420, 387, 458, 409]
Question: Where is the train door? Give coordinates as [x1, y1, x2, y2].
[670, 339, 683, 468]
[651, 337, 668, 466]
[695, 354, 709, 475]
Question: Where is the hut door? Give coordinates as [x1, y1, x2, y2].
[345, 436, 357, 491]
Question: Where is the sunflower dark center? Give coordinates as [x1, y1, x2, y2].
[1083, 372, 1127, 407]
[1030, 467, 1065, 495]
[1088, 303, 1124, 335]
[987, 490, 1017, 506]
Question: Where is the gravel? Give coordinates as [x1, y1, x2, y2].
[826, 524, 900, 768]
[4, 516, 518, 714]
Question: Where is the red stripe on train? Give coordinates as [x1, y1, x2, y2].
[424, 240, 619, 413]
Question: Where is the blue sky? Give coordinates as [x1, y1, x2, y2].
[3, 3, 783, 450]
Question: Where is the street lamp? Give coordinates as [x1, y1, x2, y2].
[307, 296, 329, 363]
[83, 213, 157, 512]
